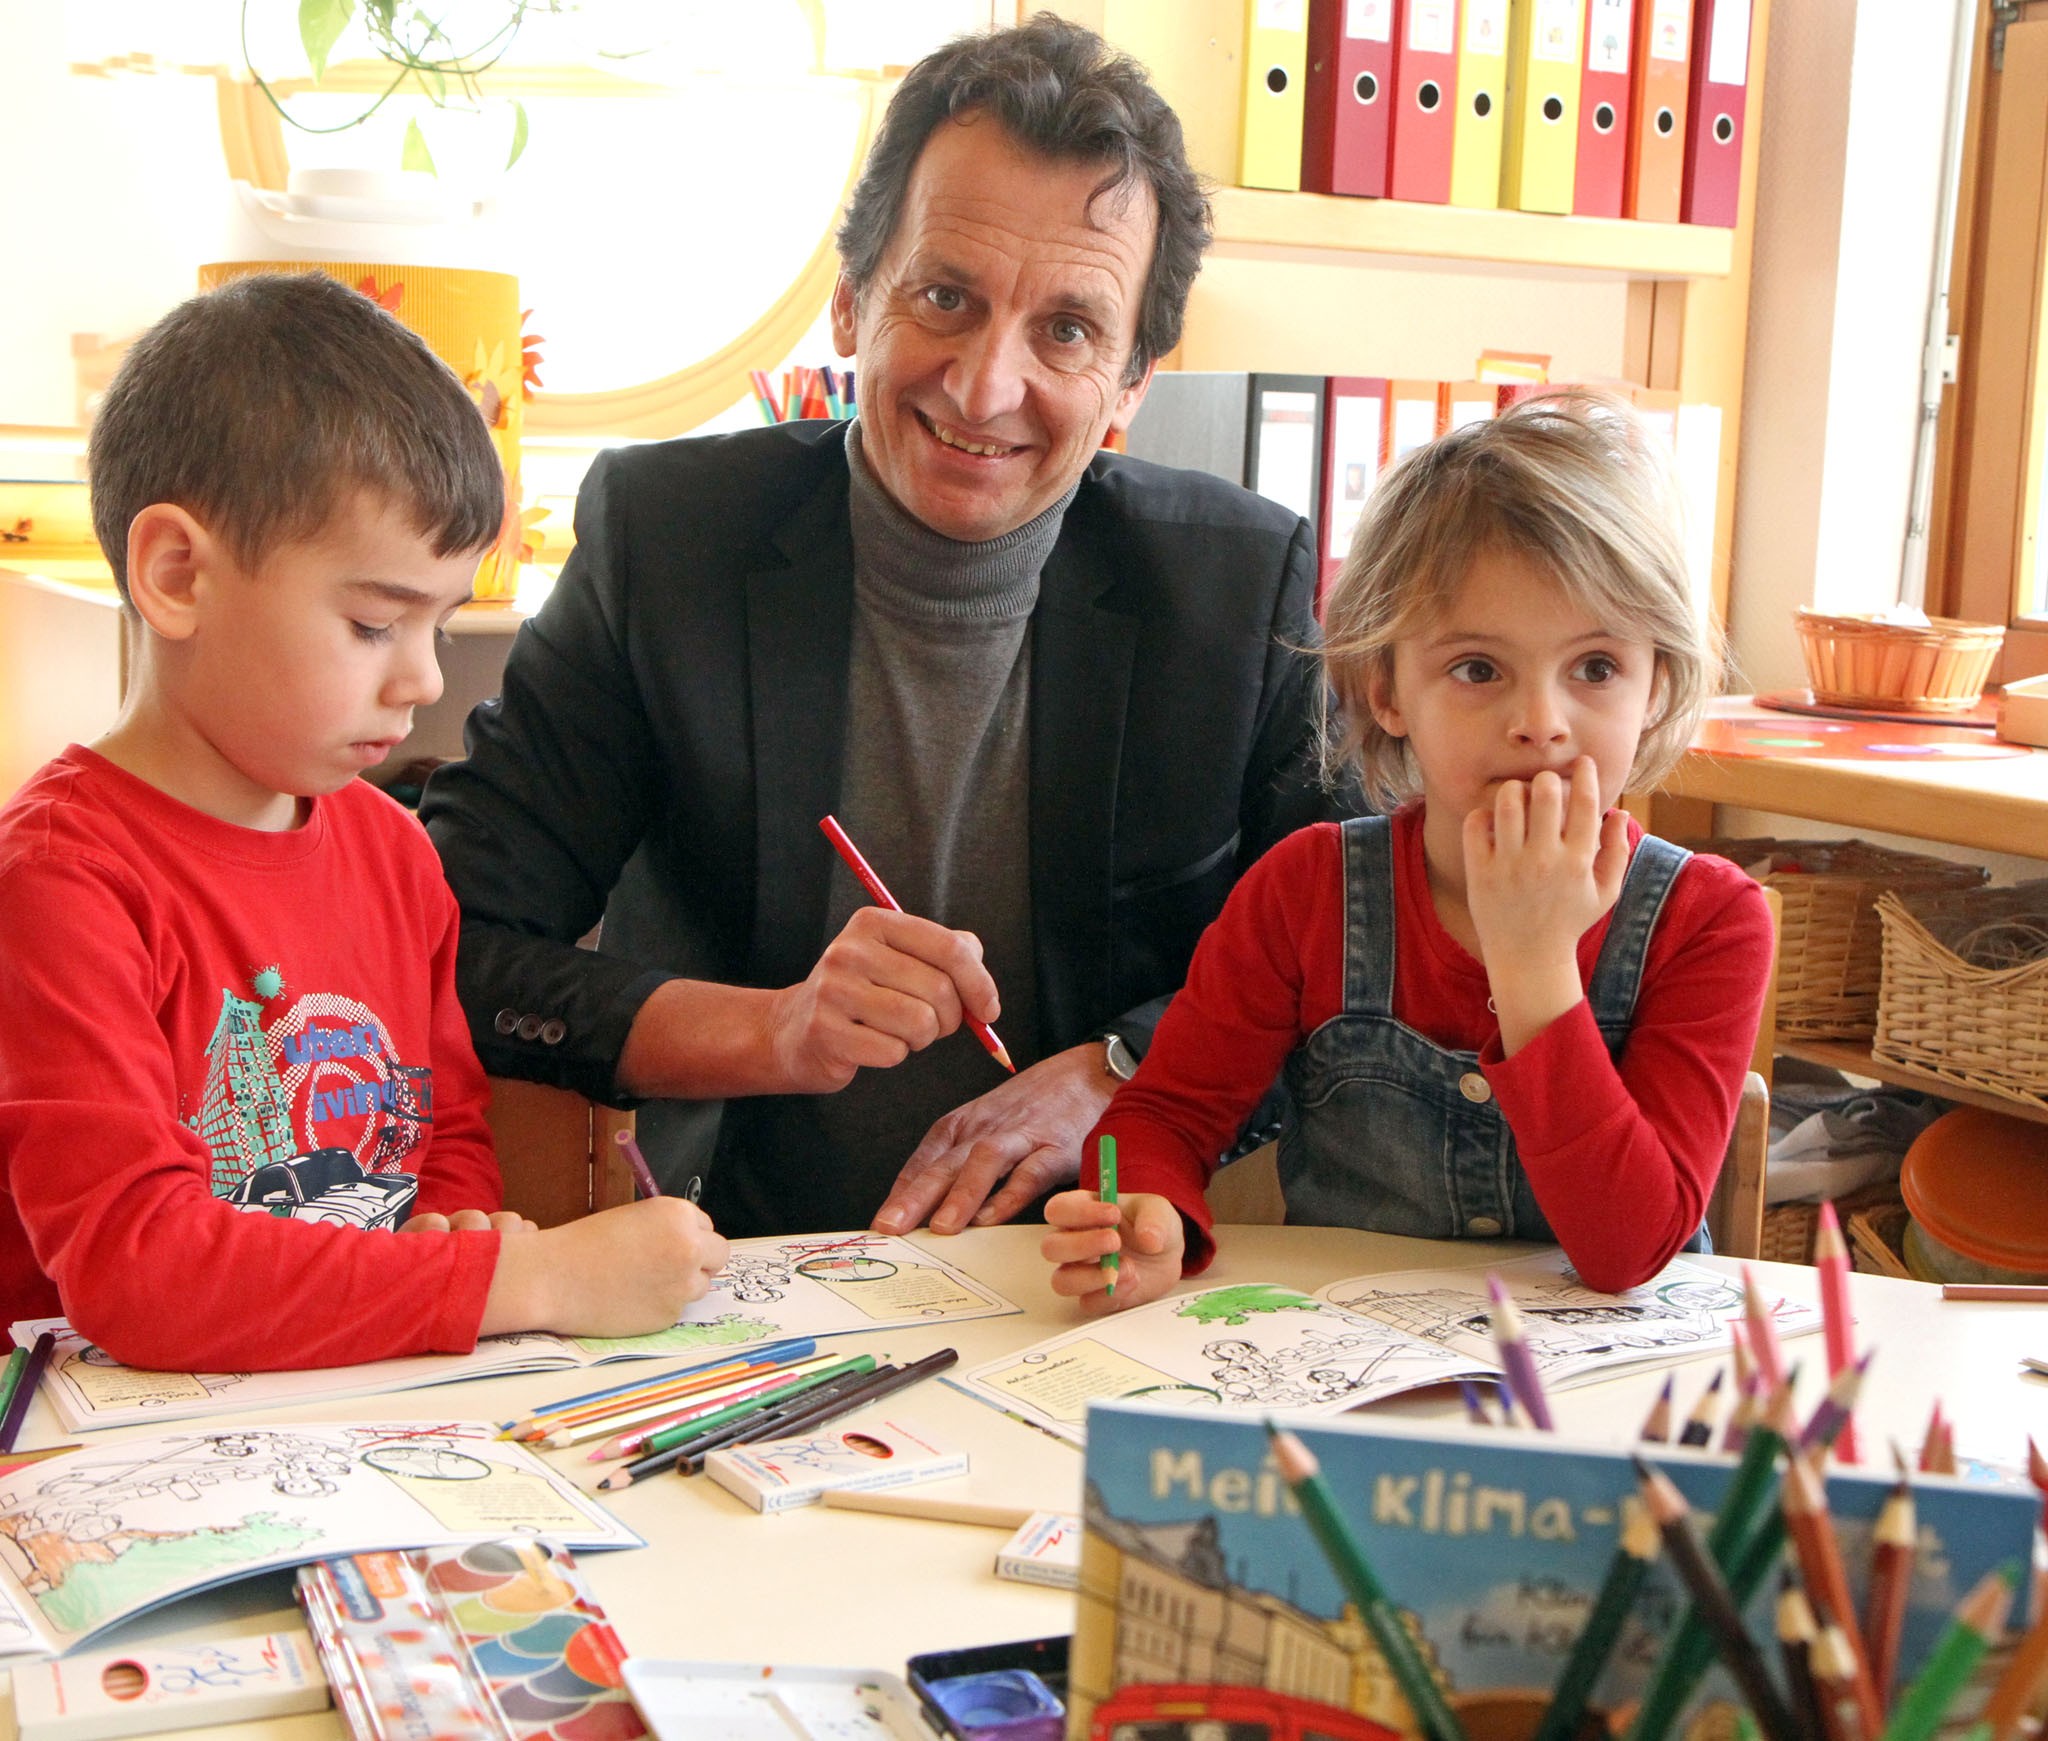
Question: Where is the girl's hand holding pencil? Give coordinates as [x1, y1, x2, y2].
[1041, 1186, 1183, 1314]
[478, 1198, 730, 1340]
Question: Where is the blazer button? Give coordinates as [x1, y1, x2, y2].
[1458, 1072, 1492, 1103]
[493, 1009, 520, 1036]
[1466, 1215, 1503, 1236]
[540, 1019, 567, 1045]
[516, 1015, 544, 1041]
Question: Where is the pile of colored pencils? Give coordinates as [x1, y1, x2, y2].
[748, 366, 853, 424]
[500, 1340, 958, 1491]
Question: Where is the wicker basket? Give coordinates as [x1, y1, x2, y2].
[1688, 838, 1988, 1038]
[1794, 610, 2005, 712]
[1759, 1180, 1906, 1268]
[1873, 879, 2048, 1112]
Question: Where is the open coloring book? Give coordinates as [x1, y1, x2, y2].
[14, 1233, 1019, 1434]
[0, 1421, 641, 1659]
[955, 1251, 1820, 1447]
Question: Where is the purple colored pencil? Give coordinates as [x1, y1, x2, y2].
[614, 1128, 662, 1199]
[1486, 1275, 1554, 1432]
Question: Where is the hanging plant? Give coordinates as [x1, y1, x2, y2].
[242, 0, 567, 172]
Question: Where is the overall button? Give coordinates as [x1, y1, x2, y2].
[493, 1009, 520, 1036]
[516, 1015, 544, 1041]
[1466, 1215, 1503, 1236]
[1458, 1072, 1492, 1103]
[540, 1019, 567, 1045]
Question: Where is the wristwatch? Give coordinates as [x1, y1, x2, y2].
[1102, 1032, 1139, 1083]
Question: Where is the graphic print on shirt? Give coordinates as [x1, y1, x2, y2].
[186, 967, 427, 1230]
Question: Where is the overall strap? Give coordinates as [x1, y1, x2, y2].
[1338, 815, 1399, 1019]
[1586, 833, 1690, 1035]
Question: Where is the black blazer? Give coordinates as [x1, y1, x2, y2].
[423, 421, 1340, 1188]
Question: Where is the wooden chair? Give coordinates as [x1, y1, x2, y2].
[483, 1078, 638, 1226]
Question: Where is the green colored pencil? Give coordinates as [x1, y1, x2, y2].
[1099, 1135, 1119, 1297]
[1879, 1565, 2016, 1741]
[1267, 1422, 1469, 1741]
[0, 1348, 29, 1436]
[1532, 1494, 1660, 1741]
[641, 1354, 875, 1456]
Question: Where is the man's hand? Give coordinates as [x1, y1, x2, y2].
[764, 906, 1002, 1094]
[402, 1210, 539, 1234]
[871, 1042, 1116, 1236]
[1042, 1188, 1184, 1314]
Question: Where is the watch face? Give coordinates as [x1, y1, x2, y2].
[1105, 1034, 1138, 1081]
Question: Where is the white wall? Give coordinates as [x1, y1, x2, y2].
[1731, 0, 1968, 694]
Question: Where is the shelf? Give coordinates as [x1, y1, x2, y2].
[1208, 185, 1735, 280]
[1778, 1037, 2048, 1127]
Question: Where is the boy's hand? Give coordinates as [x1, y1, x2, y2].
[479, 1198, 730, 1339]
[1041, 1188, 1183, 1315]
[1464, 754, 1630, 1055]
[402, 1210, 539, 1235]
[763, 907, 1001, 1094]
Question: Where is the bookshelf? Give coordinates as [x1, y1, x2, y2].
[1049, 0, 1773, 630]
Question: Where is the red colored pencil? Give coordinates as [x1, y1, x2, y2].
[1814, 1202, 1860, 1463]
[818, 815, 1014, 1073]
[1862, 1471, 1915, 1705]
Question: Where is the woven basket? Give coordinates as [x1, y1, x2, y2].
[1688, 838, 1987, 1038]
[1873, 879, 2048, 1112]
[1794, 610, 2005, 712]
[1759, 1180, 1906, 1267]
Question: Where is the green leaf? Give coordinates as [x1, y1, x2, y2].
[506, 99, 529, 170]
[401, 116, 437, 175]
[298, 0, 354, 83]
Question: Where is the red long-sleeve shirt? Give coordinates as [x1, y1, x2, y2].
[1087, 809, 1773, 1292]
[0, 748, 500, 1370]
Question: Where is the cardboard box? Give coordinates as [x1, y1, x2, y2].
[704, 1416, 967, 1513]
[1998, 673, 2048, 748]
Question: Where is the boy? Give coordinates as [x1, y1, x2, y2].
[0, 273, 728, 1372]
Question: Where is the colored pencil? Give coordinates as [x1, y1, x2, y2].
[1458, 1381, 1494, 1427]
[1916, 1402, 1946, 1474]
[1723, 1371, 1759, 1456]
[1942, 1283, 2048, 1300]
[819, 1489, 1034, 1529]
[1486, 1275, 1554, 1431]
[1814, 1202, 1861, 1462]
[2029, 1435, 2048, 1502]
[1265, 1423, 1469, 1741]
[746, 368, 781, 424]
[690, 1347, 964, 1470]
[1677, 1371, 1724, 1448]
[0, 1349, 29, 1439]
[818, 815, 1014, 1073]
[1781, 1451, 1884, 1739]
[1879, 1564, 2015, 1741]
[1775, 1571, 1825, 1741]
[1099, 1135, 1120, 1298]
[613, 1128, 662, 1198]
[1863, 1472, 1916, 1707]
[520, 1349, 821, 1440]
[0, 1332, 53, 1454]
[510, 1337, 817, 1429]
[1632, 1458, 1802, 1741]
[1742, 1268, 1789, 1393]
[1531, 1493, 1660, 1741]
[1810, 1603, 1869, 1741]
[579, 1356, 845, 1457]
[1798, 1352, 1874, 1457]
[1638, 1374, 1676, 1444]
[1981, 1571, 2048, 1741]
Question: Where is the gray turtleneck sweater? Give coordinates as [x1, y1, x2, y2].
[790, 425, 1070, 1208]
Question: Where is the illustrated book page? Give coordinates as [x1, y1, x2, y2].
[16, 1231, 1019, 1433]
[954, 1282, 1496, 1447]
[0, 1421, 642, 1660]
[1313, 1249, 1822, 1389]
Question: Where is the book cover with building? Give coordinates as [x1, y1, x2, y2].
[1071, 1402, 2036, 1741]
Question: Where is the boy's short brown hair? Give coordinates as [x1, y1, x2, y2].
[88, 271, 503, 601]
[1320, 390, 1723, 810]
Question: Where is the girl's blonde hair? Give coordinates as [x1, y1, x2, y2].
[1320, 389, 1722, 810]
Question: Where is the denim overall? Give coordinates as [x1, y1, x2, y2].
[1279, 814, 1706, 1251]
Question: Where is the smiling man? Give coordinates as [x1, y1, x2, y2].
[422, 15, 1351, 1239]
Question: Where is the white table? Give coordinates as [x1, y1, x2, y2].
[7, 1226, 2043, 1737]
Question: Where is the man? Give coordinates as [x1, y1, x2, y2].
[422, 15, 1343, 1240]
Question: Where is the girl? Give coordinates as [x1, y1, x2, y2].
[1043, 392, 1772, 1304]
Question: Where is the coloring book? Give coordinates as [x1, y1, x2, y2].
[13, 1233, 1018, 1434]
[1071, 1403, 2036, 1741]
[0, 1422, 641, 1660]
[955, 1253, 1818, 1447]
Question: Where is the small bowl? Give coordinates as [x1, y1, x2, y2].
[1794, 610, 2005, 713]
